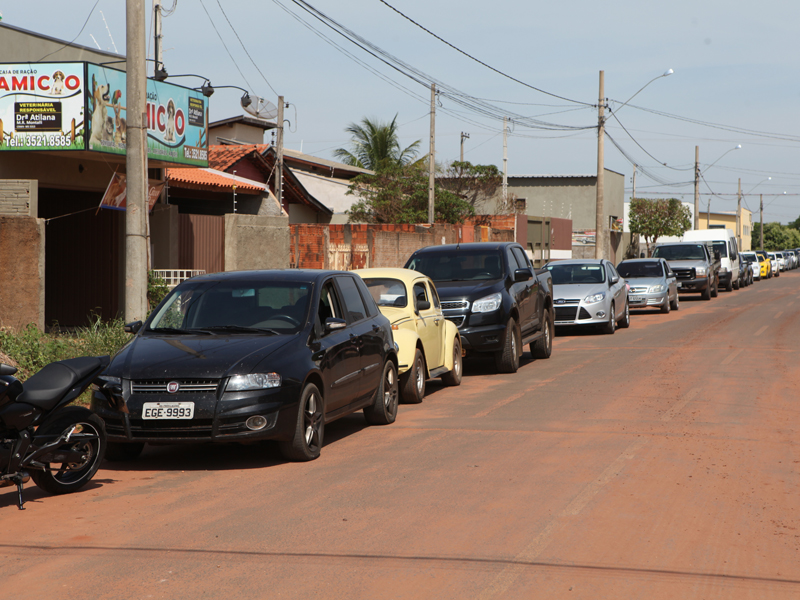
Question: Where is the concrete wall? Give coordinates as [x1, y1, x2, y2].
[0, 216, 45, 331]
[224, 214, 290, 271]
[0, 180, 38, 216]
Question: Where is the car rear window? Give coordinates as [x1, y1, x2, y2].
[362, 278, 408, 307]
[617, 261, 664, 278]
[544, 263, 605, 285]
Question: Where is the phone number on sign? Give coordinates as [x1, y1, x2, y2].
[5, 134, 73, 148]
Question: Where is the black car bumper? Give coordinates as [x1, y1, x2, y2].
[452, 322, 508, 353]
[91, 384, 302, 443]
[676, 278, 709, 293]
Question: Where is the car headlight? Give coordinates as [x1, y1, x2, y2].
[92, 375, 121, 392]
[695, 266, 707, 276]
[584, 292, 606, 304]
[226, 373, 281, 392]
[648, 284, 666, 293]
[472, 292, 502, 313]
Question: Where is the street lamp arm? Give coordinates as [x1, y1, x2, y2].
[607, 69, 673, 119]
[700, 144, 741, 174]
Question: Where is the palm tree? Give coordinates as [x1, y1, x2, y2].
[333, 115, 421, 171]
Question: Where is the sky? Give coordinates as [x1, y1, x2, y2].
[3, 0, 800, 223]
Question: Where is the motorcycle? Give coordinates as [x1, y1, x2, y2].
[0, 356, 112, 509]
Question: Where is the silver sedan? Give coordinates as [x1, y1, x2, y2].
[544, 259, 630, 334]
[616, 258, 679, 314]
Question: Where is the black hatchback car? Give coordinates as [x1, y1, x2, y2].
[91, 270, 399, 462]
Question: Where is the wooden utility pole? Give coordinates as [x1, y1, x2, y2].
[736, 178, 742, 250]
[594, 70, 605, 260]
[460, 132, 469, 162]
[428, 83, 435, 224]
[276, 96, 284, 209]
[760, 194, 764, 250]
[502, 117, 508, 202]
[153, 0, 163, 77]
[694, 146, 700, 229]
[125, 0, 148, 322]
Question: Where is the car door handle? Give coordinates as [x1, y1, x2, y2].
[434, 318, 440, 325]
[372, 324, 380, 333]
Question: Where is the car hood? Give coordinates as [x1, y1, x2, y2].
[110, 333, 296, 380]
[552, 282, 608, 301]
[431, 279, 501, 300]
[624, 277, 665, 288]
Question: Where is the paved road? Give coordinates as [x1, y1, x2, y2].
[3, 272, 800, 599]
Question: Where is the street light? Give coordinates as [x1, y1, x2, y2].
[596, 69, 673, 260]
[739, 176, 770, 249]
[698, 144, 741, 229]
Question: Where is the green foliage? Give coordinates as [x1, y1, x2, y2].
[751, 222, 800, 251]
[628, 198, 692, 256]
[148, 271, 170, 311]
[334, 115, 421, 171]
[346, 163, 475, 224]
[438, 161, 502, 209]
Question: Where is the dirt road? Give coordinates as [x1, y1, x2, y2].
[2, 273, 799, 599]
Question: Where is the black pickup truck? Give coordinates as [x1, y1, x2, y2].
[652, 241, 721, 301]
[404, 242, 554, 373]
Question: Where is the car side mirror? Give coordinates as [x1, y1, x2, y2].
[416, 300, 431, 312]
[611, 275, 620, 285]
[324, 317, 347, 333]
[514, 268, 532, 282]
[124, 320, 143, 334]
[0, 363, 17, 376]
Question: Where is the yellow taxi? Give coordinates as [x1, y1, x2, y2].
[354, 268, 462, 404]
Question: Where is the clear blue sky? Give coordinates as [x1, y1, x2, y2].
[4, 0, 799, 223]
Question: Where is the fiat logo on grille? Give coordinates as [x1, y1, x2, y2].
[166, 381, 180, 394]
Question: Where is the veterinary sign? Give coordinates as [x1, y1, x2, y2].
[86, 63, 208, 167]
[0, 62, 85, 151]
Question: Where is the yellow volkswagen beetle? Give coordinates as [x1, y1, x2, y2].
[354, 268, 462, 403]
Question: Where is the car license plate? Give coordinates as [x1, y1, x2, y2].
[629, 295, 644, 303]
[142, 402, 194, 420]
[676, 282, 683, 288]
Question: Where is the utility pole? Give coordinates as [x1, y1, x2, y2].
[736, 178, 742, 250]
[594, 70, 605, 260]
[502, 117, 508, 202]
[125, 0, 148, 321]
[428, 83, 435, 224]
[276, 96, 284, 209]
[760, 194, 764, 250]
[632, 165, 636, 201]
[707, 197, 711, 229]
[693, 146, 699, 230]
[460, 132, 469, 162]
[153, 0, 163, 77]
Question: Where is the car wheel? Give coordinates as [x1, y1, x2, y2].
[602, 303, 616, 334]
[441, 337, 463, 386]
[531, 309, 553, 359]
[495, 318, 520, 373]
[670, 292, 680, 311]
[279, 383, 324, 461]
[105, 441, 145, 462]
[400, 348, 426, 404]
[725, 277, 733, 292]
[364, 360, 399, 425]
[619, 300, 630, 328]
[661, 294, 671, 313]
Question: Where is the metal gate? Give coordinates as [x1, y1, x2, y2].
[179, 214, 224, 273]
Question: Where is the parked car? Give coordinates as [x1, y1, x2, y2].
[756, 250, 772, 278]
[736, 253, 753, 287]
[616, 258, 679, 313]
[767, 252, 781, 276]
[91, 270, 400, 462]
[652, 242, 721, 300]
[682, 229, 740, 291]
[404, 242, 554, 373]
[544, 259, 630, 334]
[355, 268, 462, 404]
[740, 251, 761, 282]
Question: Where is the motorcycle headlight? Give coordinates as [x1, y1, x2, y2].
[472, 292, 502, 313]
[226, 373, 281, 392]
[584, 292, 606, 304]
[648, 284, 666, 293]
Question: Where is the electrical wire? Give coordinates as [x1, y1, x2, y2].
[38, 0, 101, 61]
[198, 0, 256, 94]
[609, 112, 693, 171]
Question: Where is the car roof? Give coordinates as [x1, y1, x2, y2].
[618, 258, 662, 263]
[186, 269, 350, 284]
[411, 242, 516, 253]
[353, 267, 431, 285]
[546, 259, 605, 266]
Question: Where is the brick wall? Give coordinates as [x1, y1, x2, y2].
[0, 180, 38, 216]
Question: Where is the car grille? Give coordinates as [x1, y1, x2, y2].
[629, 286, 649, 294]
[555, 306, 578, 322]
[446, 316, 465, 328]
[131, 379, 220, 394]
[579, 308, 592, 319]
[441, 300, 469, 311]
[555, 299, 580, 305]
[673, 268, 695, 280]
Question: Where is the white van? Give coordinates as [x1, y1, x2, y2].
[682, 229, 740, 291]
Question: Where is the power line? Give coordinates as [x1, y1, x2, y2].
[38, 0, 101, 61]
[198, 0, 256, 93]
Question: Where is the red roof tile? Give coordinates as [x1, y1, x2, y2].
[166, 168, 267, 194]
[208, 144, 270, 171]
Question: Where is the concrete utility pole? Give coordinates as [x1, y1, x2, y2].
[736, 178, 742, 250]
[428, 83, 435, 225]
[594, 70, 605, 260]
[760, 194, 764, 250]
[153, 0, 163, 77]
[125, 0, 148, 322]
[276, 96, 284, 209]
[460, 132, 469, 162]
[632, 164, 636, 201]
[502, 117, 508, 202]
[694, 146, 700, 229]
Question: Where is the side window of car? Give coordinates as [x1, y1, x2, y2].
[507, 247, 520, 272]
[413, 282, 429, 312]
[317, 281, 342, 330]
[512, 247, 531, 271]
[335, 276, 367, 323]
[427, 282, 441, 309]
[354, 275, 379, 317]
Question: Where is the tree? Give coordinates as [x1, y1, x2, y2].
[628, 198, 692, 256]
[333, 115, 421, 171]
[752, 222, 800, 250]
[346, 163, 474, 225]
[437, 161, 502, 210]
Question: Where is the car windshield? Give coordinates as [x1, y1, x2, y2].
[617, 261, 664, 278]
[406, 250, 504, 282]
[741, 254, 756, 262]
[362, 278, 408, 307]
[652, 245, 706, 261]
[545, 263, 605, 285]
[148, 279, 311, 334]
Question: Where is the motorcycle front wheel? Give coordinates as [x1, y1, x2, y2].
[30, 407, 107, 495]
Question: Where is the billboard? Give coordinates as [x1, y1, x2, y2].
[0, 62, 86, 151]
[86, 63, 208, 166]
